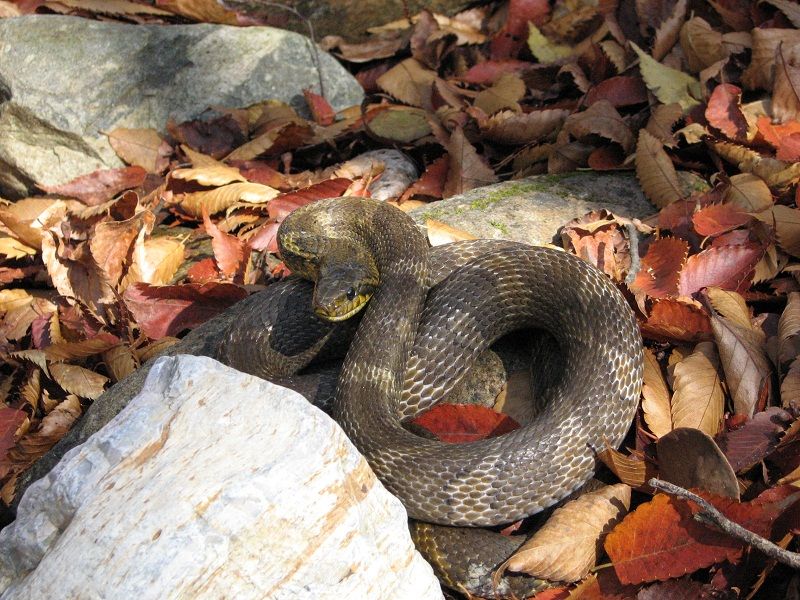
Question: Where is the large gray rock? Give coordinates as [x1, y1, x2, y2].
[410, 172, 655, 245]
[0, 355, 442, 600]
[0, 16, 365, 198]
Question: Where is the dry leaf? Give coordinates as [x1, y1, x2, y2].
[724, 173, 773, 212]
[642, 347, 672, 438]
[480, 109, 569, 145]
[425, 219, 477, 246]
[669, 341, 725, 436]
[170, 165, 246, 187]
[505, 484, 631, 582]
[178, 182, 279, 217]
[49, 363, 109, 400]
[107, 128, 171, 172]
[631, 42, 701, 111]
[712, 314, 772, 417]
[598, 448, 658, 491]
[657, 427, 739, 499]
[635, 129, 684, 208]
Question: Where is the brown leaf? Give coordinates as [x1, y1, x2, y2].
[706, 287, 754, 333]
[679, 17, 727, 73]
[563, 100, 634, 152]
[743, 28, 800, 91]
[598, 448, 658, 491]
[170, 164, 246, 187]
[657, 427, 738, 499]
[781, 358, 800, 412]
[505, 484, 631, 582]
[669, 342, 725, 437]
[652, 0, 687, 61]
[303, 89, 336, 126]
[645, 103, 683, 147]
[479, 109, 569, 145]
[49, 363, 108, 400]
[107, 128, 171, 173]
[89, 210, 155, 286]
[178, 182, 279, 217]
[712, 314, 772, 417]
[102, 344, 138, 383]
[635, 129, 684, 209]
[41, 234, 115, 309]
[122, 282, 248, 339]
[779, 291, 800, 363]
[0, 407, 26, 475]
[400, 156, 448, 202]
[225, 121, 314, 162]
[39, 166, 147, 206]
[772, 44, 800, 123]
[677, 244, 762, 297]
[585, 76, 649, 108]
[441, 126, 498, 197]
[642, 347, 672, 438]
[43, 333, 120, 361]
[126, 236, 186, 287]
[724, 173, 773, 213]
[377, 58, 438, 110]
[474, 73, 526, 115]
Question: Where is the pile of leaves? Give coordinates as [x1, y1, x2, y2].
[2, 0, 800, 598]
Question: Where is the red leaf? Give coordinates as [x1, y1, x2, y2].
[412, 404, 520, 443]
[303, 89, 336, 126]
[692, 203, 752, 237]
[716, 407, 793, 472]
[248, 220, 281, 253]
[585, 76, 649, 108]
[39, 166, 147, 206]
[776, 132, 800, 162]
[629, 237, 688, 299]
[461, 59, 532, 85]
[587, 145, 626, 170]
[0, 407, 26, 475]
[267, 178, 353, 222]
[677, 244, 763, 297]
[399, 155, 448, 202]
[202, 206, 249, 278]
[705, 84, 748, 142]
[490, 0, 550, 59]
[641, 299, 713, 343]
[123, 282, 248, 339]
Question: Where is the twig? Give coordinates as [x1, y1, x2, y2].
[648, 478, 800, 570]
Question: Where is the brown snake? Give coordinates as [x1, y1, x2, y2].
[222, 197, 644, 597]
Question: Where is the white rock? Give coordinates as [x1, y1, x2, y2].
[0, 355, 442, 600]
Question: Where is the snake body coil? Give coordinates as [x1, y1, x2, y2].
[223, 197, 644, 594]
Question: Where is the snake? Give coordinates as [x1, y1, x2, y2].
[221, 196, 644, 597]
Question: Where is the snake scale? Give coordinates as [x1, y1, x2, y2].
[221, 197, 644, 597]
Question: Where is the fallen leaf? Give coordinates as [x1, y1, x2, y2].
[491, 0, 550, 59]
[692, 203, 751, 237]
[772, 44, 800, 123]
[680, 17, 727, 73]
[651, 0, 687, 61]
[107, 128, 171, 172]
[505, 484, 631, 582]
[641, 298, 713, 343]
[127, 235, 186, 286]
[705, 84, 748, 142]
[526, 23, 573, 63]
[170, 164, 246, 187]
[474, 73, 526, 115]
[412, 404, 519, 443]
[39, 166, 147, 206]
[742, 28, 800, 91]
[49, 363, 108, 400]
[425, 219, 478, 246]
[563, 100, 634, 152]
[629, 237, 688, 303]
[677, 244, 762, 297]
[89, 210, 155, 286]
[657, 427, 738, 498]
[641, 347, 672, 438]
[178, 182, 279, 217]
[303, 89, 335, 126]
[440, 126, 498, 197]
[266, 178, 352, 222]
[631, 42, 701, 111]
[598, 448, 658, 491]
[669, 342, 725, 437]
[716, 407, 793, 472]
[202, 207, 248, 279]
[635, 129, 684, 209]
[712, 314, 772, 417]
[724, 173, 773, 213]
[706, 287, 754, 333]
[123, 282, 248, 339]
[377, 58, 438, 110]
[585, 76, 649, 108]
[479, 109, 569, 145]
[102, 344, 138, 383]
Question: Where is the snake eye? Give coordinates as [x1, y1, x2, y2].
[346, 287, 357, 301]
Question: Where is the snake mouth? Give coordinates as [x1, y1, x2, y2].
[314, 296, 370, 322]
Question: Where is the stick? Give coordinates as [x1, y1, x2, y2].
[648, 478, 800, 570]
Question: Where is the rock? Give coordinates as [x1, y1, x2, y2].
[0, 355, 442, 600]
[0, 16, 364, 198]
[409, 172, 656, 245]
[222, 0, 473, 41]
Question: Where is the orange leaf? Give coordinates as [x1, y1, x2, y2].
[629, 237, 688, 299]
[641, 299, 712, 342]
[267, 178, 353, 222]
[412, 404, 519, 443]
[202, 206, 249, 279]
[399, 156, 448, 202]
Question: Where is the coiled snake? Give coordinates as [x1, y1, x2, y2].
[222, 197, 643, 597]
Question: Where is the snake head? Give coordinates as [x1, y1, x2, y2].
[313, 258, 379, 322]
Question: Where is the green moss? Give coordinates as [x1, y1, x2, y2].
[488, 220, 509, 235]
